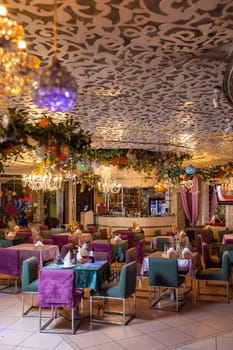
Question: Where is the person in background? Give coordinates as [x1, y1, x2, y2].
[18, 214, 28, 227]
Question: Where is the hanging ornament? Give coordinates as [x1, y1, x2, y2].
[185, 164, 196, 175]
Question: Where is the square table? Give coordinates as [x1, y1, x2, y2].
[6, 243, 59, 267]
[44, 260, 110, 293]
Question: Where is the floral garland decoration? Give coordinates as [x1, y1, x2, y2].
[0, 108, 91, 172]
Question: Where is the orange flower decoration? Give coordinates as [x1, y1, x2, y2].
[39, 117, 50, 128]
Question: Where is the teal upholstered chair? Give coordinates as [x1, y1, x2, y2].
[219, 244, 233, 265]
[90, 261, 137, 325]
[148, 257, 186, 312]
[21, 257, 39, 316]
[196, 251, 231, 303]
[156, 237, 171, 251]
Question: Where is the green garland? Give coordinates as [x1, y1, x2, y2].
[1, 109, 233, 184]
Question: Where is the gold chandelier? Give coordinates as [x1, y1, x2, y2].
[0, 5, 40, 96]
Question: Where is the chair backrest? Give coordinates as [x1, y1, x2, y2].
[218, 230, 233, 244]
[221, 251, 231, 280]
[21, 257, 38, 292]
[125, 247, 137, 264]
[117, 231, 135, 248]
[148, 257, 179, 288]
[202, 242, 212, 268]
[99, 228, 108, 239]
[136, 239, 145, 264]
[196, 234, 203, 255]
[39, 269, 76, 308]
[51, 234, 69, 250]
[117, 261, 137, 298]
[60, 243, 74, 259]
[154, 229, 162, 237]
[156, 237, 171, 251]
[219, 244, 233, 264]
[195, 230, 213, 246]
[92, 242, 113, 264]
[0, 248, 20, 276]
[166, 231, 176, 237]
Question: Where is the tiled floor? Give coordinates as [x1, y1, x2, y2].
[1, 280, 233, 350]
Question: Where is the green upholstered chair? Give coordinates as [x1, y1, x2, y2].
[21, 257, 39, 316]
[196, 251, 231, 303]
[153, 229, 162, 237]
[40, 230, 52, 239]
[148, 257, 186, 312]
[90, 261, 137, 325]
[50, 228, 65, 234]
[156, 237, 171, 251]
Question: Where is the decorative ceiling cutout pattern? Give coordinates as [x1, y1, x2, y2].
[4, 0, 233, 167]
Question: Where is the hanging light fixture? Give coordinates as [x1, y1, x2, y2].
[0, 5, 40, 96]
[31, 0, 77, 112]
[97, 166, 121, 194]
[0, 5, 24, 47]
[22, 160, 63, 192]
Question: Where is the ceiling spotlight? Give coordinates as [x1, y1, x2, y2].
[224, 118, 232, 134]
[212, 97, 219, 108]
[212, 85, 222, 109]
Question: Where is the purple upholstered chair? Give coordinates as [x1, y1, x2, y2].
[118, 231, 135, 248]
[51, 234, 69, 251]
[28, 236, 54, 245]
[196, 234, 203, 255]
[224, 238, 233, 244]
[91, 242, 113, 265]
[0, 248, 21, 293]
[166, 231, 176, 237]
[39, 269, 84, 334]
[125, 247, 137, 264]
[16, 230, 32, 242]
[60, 243, 74, 259]
[136, 239, 146, 264]
[202, 242, 220, 269]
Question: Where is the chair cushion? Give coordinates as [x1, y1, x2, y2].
[196, 269, 226, 281]
[24, 279, 39, 292]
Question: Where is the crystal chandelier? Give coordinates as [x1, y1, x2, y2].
[22, 161, 63, 192]
[97, 166, 121, 194]
[31, 0, 77, 112]
[0, 5, 24, 46]
[0, 5, 40, 96]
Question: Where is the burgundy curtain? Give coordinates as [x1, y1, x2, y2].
[180, 176, 199, 226]
[209, 186, 218, 222]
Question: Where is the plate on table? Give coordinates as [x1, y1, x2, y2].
[61, 264, 76, 268]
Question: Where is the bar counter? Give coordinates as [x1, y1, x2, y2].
[96, 215, 176, 237]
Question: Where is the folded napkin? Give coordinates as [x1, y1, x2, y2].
[182, 247, 192, 259]
[34, 240, 44, 247]
[63, 251, 72, 267]
[114, 235, 122, 242]
[167, 247, 176, 258]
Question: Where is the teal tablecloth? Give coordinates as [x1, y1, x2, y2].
[44, 260, 110, 293]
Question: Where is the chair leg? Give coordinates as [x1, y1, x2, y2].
[22, 292, 39, 317]
[196, 279, 199, 302]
